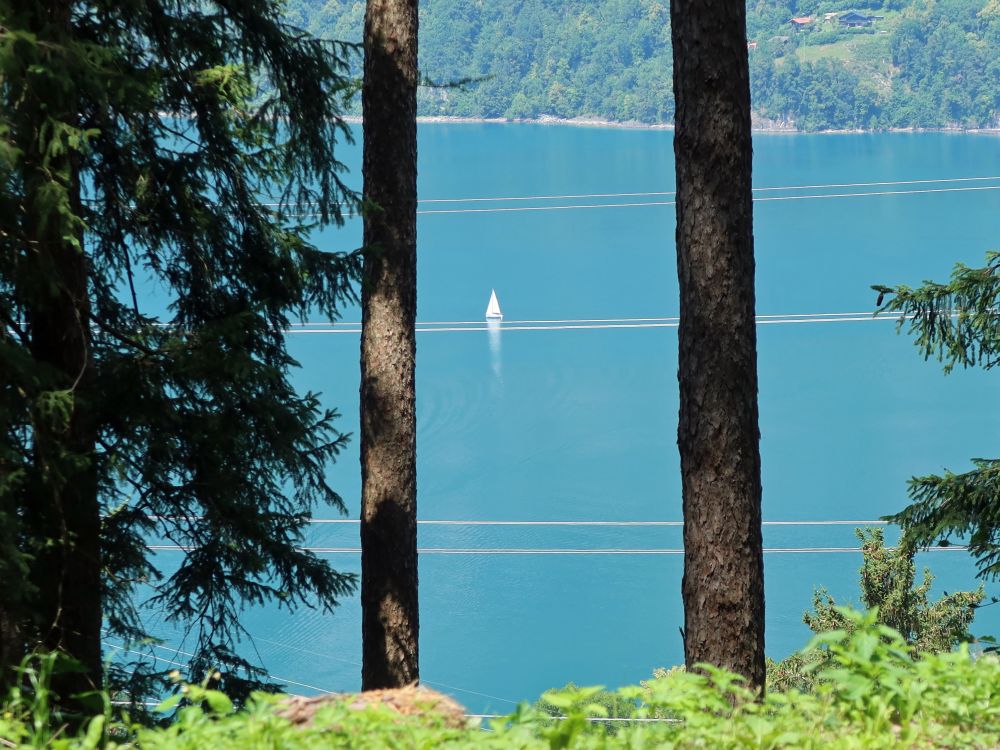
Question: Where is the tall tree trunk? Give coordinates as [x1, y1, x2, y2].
[13, 0, 103, 702]
[24, 197, 103, 699]
[0, 593, 23, 692]
[670, 0, 766, 690]
[359, 0, 419, 690]
[0, 450, 25, 687]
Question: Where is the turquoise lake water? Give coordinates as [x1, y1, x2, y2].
[133, 126, 1000, 711]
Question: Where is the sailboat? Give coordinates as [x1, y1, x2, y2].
[485, 289, 503, 320]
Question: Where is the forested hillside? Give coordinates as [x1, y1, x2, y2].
[287, 0, 1000, 130]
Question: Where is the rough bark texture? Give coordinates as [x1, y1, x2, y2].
[670, 0, 766, 690]
[24, 191, 103, 697]
[359, 0, 420, 690]
[18, 0, 103, 696]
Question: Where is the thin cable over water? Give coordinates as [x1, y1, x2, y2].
[142, 515, 894, 527]
[284, 312, 908, 334]
[144, 544, 967, 555]
[415, 174, 1000, 203]
[305, 519, 889, 526]
[260, 175, 1000, 207]
[106, 632, 520, 706]
[414, 184, 1000, 215]
[104, 639, 335, 694]
[289, 311, 902, 327]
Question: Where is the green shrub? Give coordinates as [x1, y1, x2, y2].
[533, 683, 642, 734]
[5, 610, 1000, 749]
[139, 617, 1000, 748]
[0, 653, 110, 749]
[768, 527, 984, 692]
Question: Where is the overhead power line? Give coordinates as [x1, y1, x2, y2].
[276, 175, 1000, 217]
[289, 311, 903, 327]
[145, 544, 967, 556]
[257, 175, 1000, 207]
[468, 714, 683, 723]
[105, 632, 521, 706]
[254, 636, 521, 706]
[142, 515, 893, 527]
[283, 311, 907, 335]
[75, 311, 909, 340]
[305, 519, 889, 527]
[415, 174, 1000, 203]
[98, 175, 1000, 216]
[414, 184, 1000, 215]
[103, 639, 334, 695]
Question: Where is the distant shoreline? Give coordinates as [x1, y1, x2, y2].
[343, 114, 1000, 135]
[416, 115, 675, 130]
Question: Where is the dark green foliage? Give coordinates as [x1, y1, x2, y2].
[767, 528, 983, 692]
[293, 0, 675, 123]
[875, 253, 1000, 579]
[875, 253, 1000, 373]
[0, 0, 361, 701]
[290, 0, 1000, 129]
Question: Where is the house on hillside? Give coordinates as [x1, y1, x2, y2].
[748, 40, 758, 51]
[789, 16, 813, 29]
[839, 11, 874, 27]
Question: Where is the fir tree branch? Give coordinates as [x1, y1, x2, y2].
[873, 252, 1000, 373]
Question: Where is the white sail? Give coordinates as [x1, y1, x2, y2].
[485, 289, 503, 319]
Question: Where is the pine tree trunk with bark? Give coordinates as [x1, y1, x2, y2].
[24, 183, 103, 697]
[670, 0, 766, 691]
[359, 0, 420, 690]
[16, 0, 103, 697]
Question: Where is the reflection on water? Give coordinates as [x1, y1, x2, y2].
[487, 319, 502, 381]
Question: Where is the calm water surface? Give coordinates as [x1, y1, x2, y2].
[144, 126, 1000, 711]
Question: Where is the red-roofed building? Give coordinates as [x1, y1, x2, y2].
[789, 16, 813, 28]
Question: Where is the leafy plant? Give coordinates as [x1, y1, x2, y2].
[767, 527, 983, 692]
[0, 653, 114, 749]
[533, 683, 642, 735]
[6, 614, 1000, 749]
